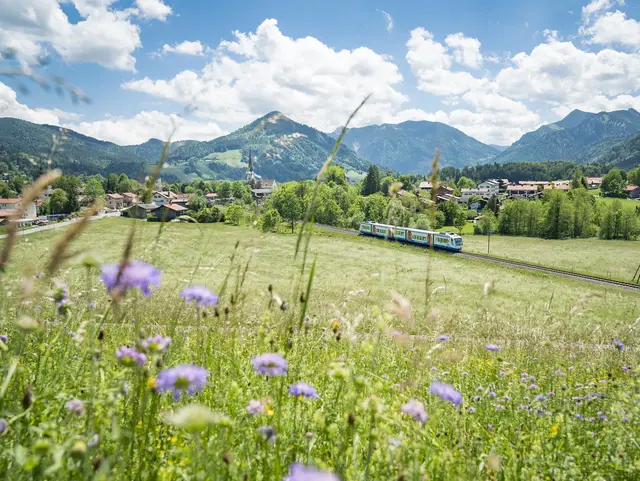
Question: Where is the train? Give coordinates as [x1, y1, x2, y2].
[359, 221, 464, 252]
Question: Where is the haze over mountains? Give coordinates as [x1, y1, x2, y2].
[0, 108, 639, 182]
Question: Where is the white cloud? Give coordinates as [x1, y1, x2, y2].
[0, 0, 152, 71]
[582, 10, 640, 48]
[134, 0, 172, 22]
[161, 40, 207, 56]
[581, 0, 624, 21]
[381, 10, 393, 33]
[65, 111, 227, 145]
[123, 19, 409, 131]
[444, 32, 483, 69]
[0, 81, 78, 125]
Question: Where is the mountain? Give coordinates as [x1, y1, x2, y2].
[496, 109, 640, 164]
[591, 132, 640, 169]
[339, 120, 499, 173]
[489, 144, 509, 152]
[164, 112, 369, 182]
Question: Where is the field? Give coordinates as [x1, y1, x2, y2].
[589, 190, 640, 209]
[0, 218, 638, 480]
[461, 234, 640, 281]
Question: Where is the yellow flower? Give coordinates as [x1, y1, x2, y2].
[453, 451, 458, 457]
[147, 378, 157, 389]
[170, 437, 177, 444]
[551, 425, 558, 437]
[167, 460, 173, 466]
[137, 420, 142, 428]
[331, 319, 339, 332]
[267, 408, 274, 417]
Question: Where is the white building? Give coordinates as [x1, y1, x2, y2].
[460, 188, 490, 202]
[0, 198, 37, 218]
[477, 179, 500, 197]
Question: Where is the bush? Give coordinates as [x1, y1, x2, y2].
[195, 207, 224, 223]
[260, 209, 281, 232]
[225, 204, 245, 226]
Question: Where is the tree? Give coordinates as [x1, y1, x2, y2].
[260, 209, 281, 232]
[195, 206, 223, 223]
[487, 195, 499, 215]
[362, 165, 381, 196]
[225, 204, 245, 226]
[362, 193, 387, 222]
[188, 193, 206, 212]
[117, 173, 131, 194]
[325, 165, 347, 186]
[217, 181, 232, 200]
[542, 190, 573, 239]
[84, 177, 105, 203]
[106, 173, 119, 193]
[571, 168, 588, 190]
[601, 168, 626, 198]
[628, 167, 640, 187]
[50, 188, 68, 214]
[231, 181, 248, 200]
[453, 209, 467, 233]
[474, 208, 498, 235]
[272, 184, 303, 233]
[457, 176, 476, 189]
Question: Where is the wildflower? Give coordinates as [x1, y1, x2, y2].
[246, 400, 265, 415]
[88, 301, 97, 310]
[487, 424, 494, 431]
[528, 384, 538, 390]
[622, 366, 632, 372]
[488, 392, 497, 398]
[468, 406, 476, 413]
[289, 382, 319, 399]
[0, 335, 7, 344]
[284, 463, 340, 481]
[613, 340, 625, 352]
[574, 413, 584, 420]
[495, 404, 505, 411]
[535, 395, 548, 402]
[141, 335, 172, 354]
[164, 404, 231, 432]
[257, 426, 276, 443]
[430, 367, 438, 372]
[0, 419, 6, 434]
[551, 425, 558, 437]
[66, 399, 85, 416]
[486, 344, 500, 352]
[429, 382, 463, 408]
[499, 371, 506, 377]
[473, 396, 481, 402]
[251, 353, 288, 376]
[597, 412, 607, 421]
[401, 399, 427, 424]
[437, 334, 450, 342]
[156, 365, 210, 401]
[100, 260, 162, 297]
[116, 347, 147, 367]
[179, 286, 219, 307]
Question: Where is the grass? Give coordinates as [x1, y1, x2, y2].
[589, 190, 640, 209]
[461, 234, 640, 281]
[204, 149, 244, 167]
[0, 217, 638, 480]
[436, 222, 474, 235]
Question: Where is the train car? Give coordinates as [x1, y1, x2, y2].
[359, 221, 463, 252]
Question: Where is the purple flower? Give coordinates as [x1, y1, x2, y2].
[486, 344, 500, 352]
[473, 396, 481, 402]
[116, 347, 147, 367]
[467, 406, 476, 413]
[401, 399, 427, 423]
[252, 353, 288, 376]
[488, 392, 497, 398]
[499, 371, 506, 377]
[574, 413, 584, 420]
[87, 301, 97, 310]
[257, 426, 276, 443]
[53, 282, 70, 315]
[140, 335, 172, 354]
[156, 365, 209, 401]
[0, 335, 7, 344]
[535, 395, 547, 402]
[247, 400, 265, 415]
[66, 399, 85, 416]
[488, 423, 494, 431]
[622, 366, 632, 372]
[613, 340, 625, 352]
[284, 463, 340, 481]
[100, 260, 162, 297]
[437, 334, 450, 342]
[528, 384, 538, 390]
[289, 382, 319, 399]
[179, 286, 219, 307]
[429, 382, 463, 408]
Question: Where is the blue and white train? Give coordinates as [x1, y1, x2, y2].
[359, 221, 463, 252]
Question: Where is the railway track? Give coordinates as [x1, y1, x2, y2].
[311, 224, 640, 292]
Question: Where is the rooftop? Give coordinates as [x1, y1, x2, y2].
[0, 198, 22, 204]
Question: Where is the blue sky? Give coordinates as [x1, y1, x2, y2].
[0, 0, 639, 146]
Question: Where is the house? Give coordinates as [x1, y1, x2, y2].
[251, 179, 277, 202]
[460, 188, 490, 202]
[172, 194, 192, 206]
[477, 179, 500, 197]
[507, 185, 538, 197]
[122, 203, 157, 219]
[106, 193, 124, 210]
[205, 193, 218, 205]
[543, 184, 571, 191]
[0, 198, 37, 218]
[627, 185, 640, 199]
[152, 191, 176, 206]
[122, 192, 138, 206]
[150, 203, 188, 221]
[436, 193, 460, 204]
[586, 177, 602, 189]
[419, 182, 455, 197]
[469, 199, 488, 213]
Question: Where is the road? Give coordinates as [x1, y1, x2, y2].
[0, 212, 121, 240]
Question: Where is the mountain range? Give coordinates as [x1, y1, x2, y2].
[0, 107, 639, 183]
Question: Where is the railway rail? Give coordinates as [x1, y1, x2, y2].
[311, 223, 640, 292]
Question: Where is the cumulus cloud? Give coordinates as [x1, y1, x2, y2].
[582, 10, 640, 48]
[0, 0, 166, 71]
[381, 10, 393, 33]
[0, 81, 79, 125]
[444, 33, 483, 69]
[123, 19, 410, 131]
[65, 111, 226, 145]
[134, 0, 172, 22]
[160, 41, 207, 56]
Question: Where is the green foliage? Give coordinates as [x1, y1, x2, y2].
[325, 165, 347, 186]
[362, 165, 381, 196]
[217, 181, 232, 200]
[260, 208, 281, 232]
[362, 193, 387, 222]
[84, 177, 105, 202]
[601, 168, 627, 197]
[542, 190, 574, 239]
[628, 167, 640, 186]
[599, 200, 640, 240]
[225, 204, 245, 226]
[49, 188, 68, 214]
[272, 183, 303, 233]
[473, 208, 498, 235]
[188, 193, 206, 212]
[456, 176, 476, 189]
[194, 206, 224, 223]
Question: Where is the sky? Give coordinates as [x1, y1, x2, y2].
[0, 0, 639, 147]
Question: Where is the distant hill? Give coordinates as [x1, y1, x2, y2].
[339, 120, 499, 173]
[489, 144, 509, 152]
[165, 112, 369, 182]
[496, 109, 640, 164]
[591, 132, 640, 170]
